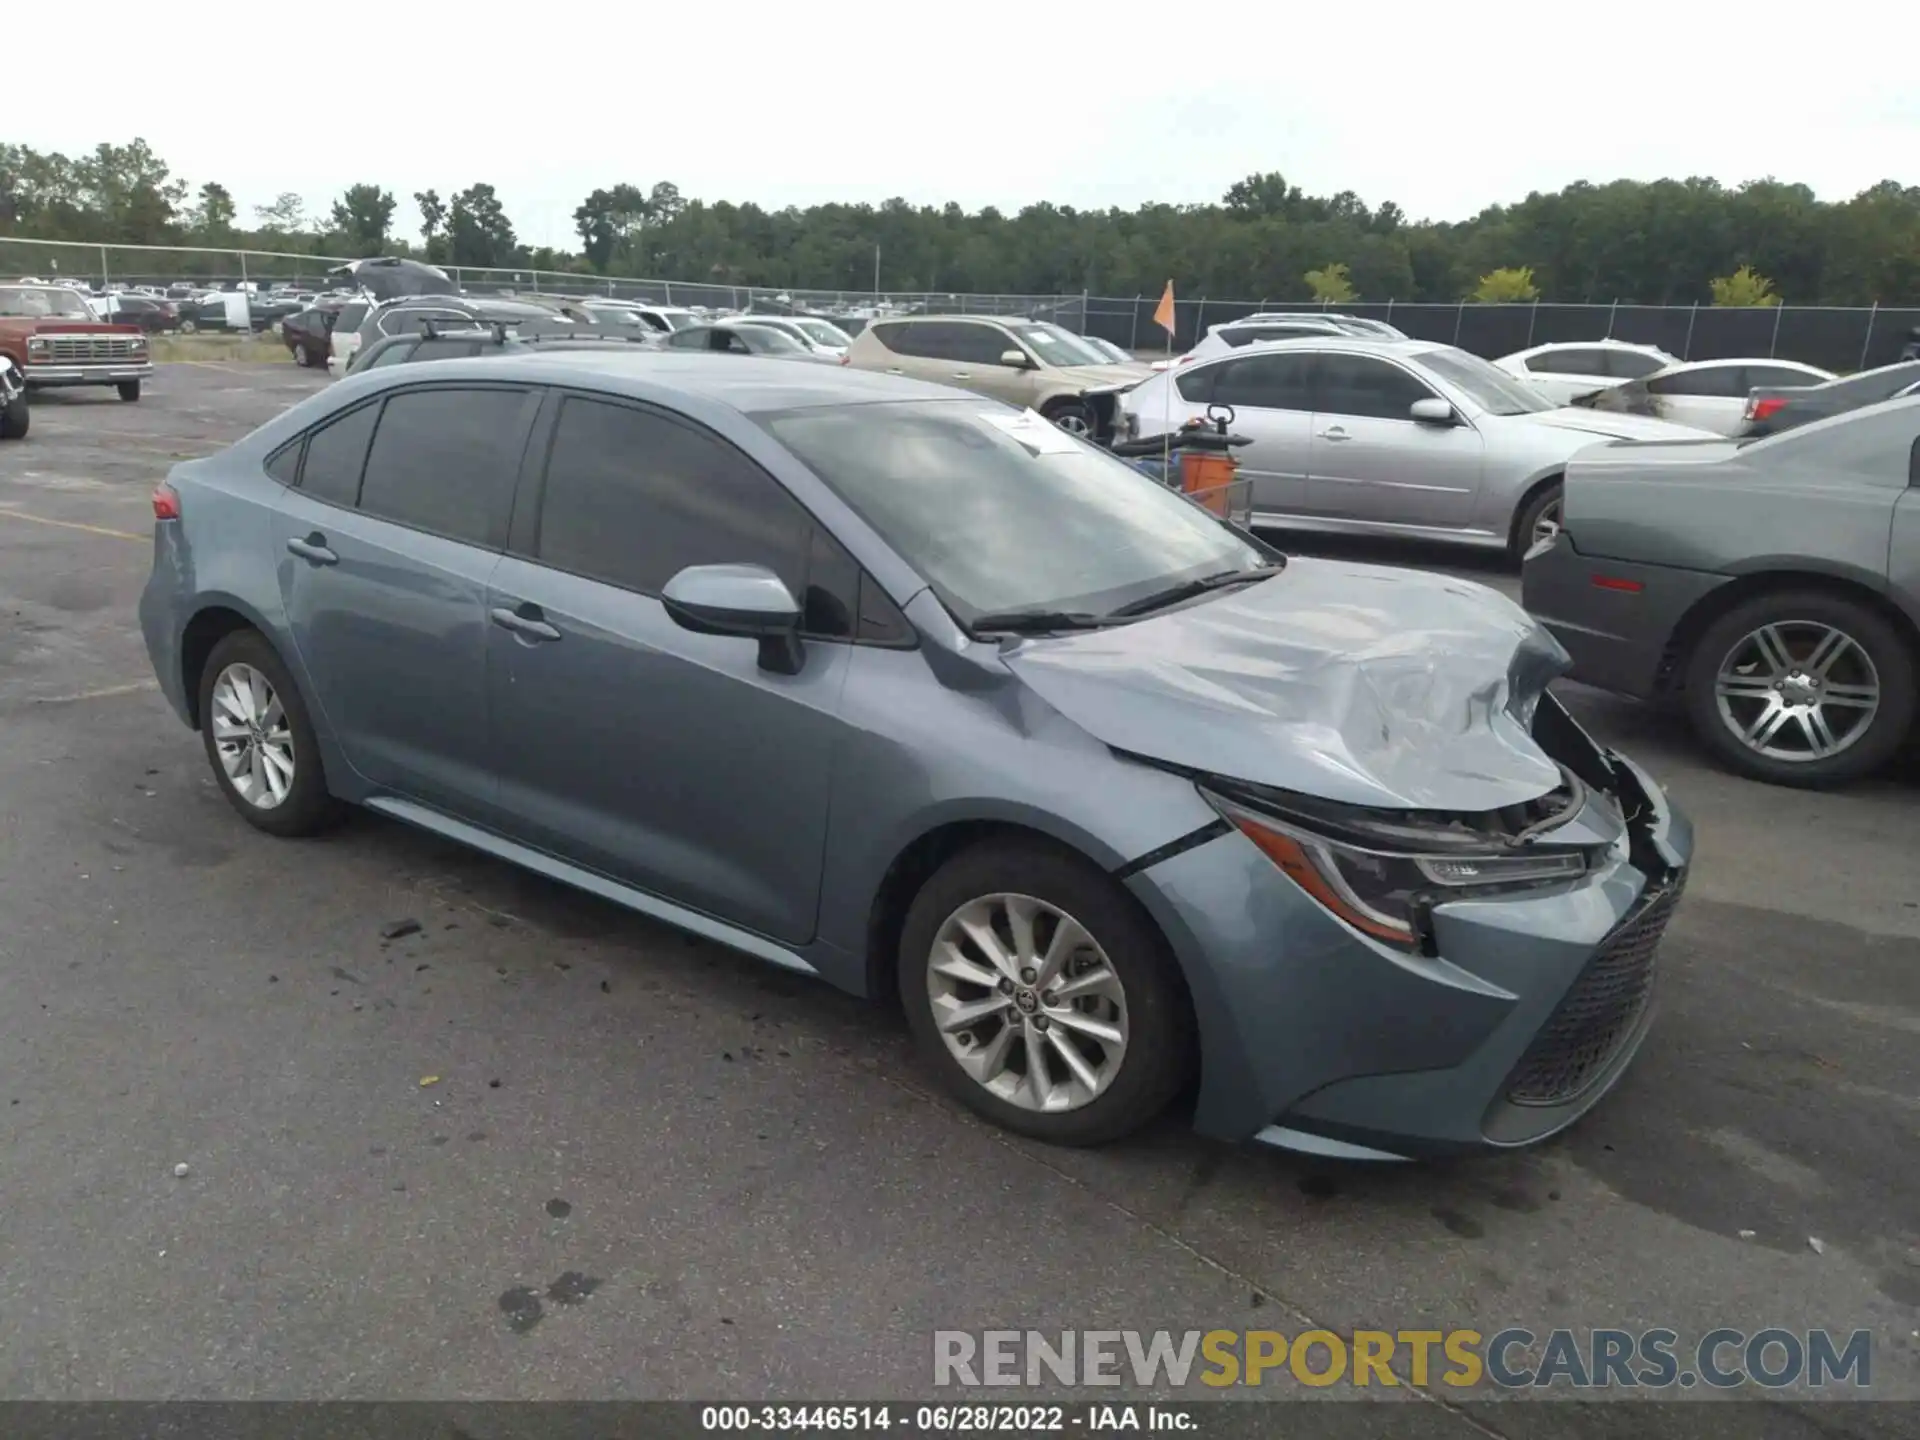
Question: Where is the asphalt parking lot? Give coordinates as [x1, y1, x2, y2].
[1, 365, 1916, 1430]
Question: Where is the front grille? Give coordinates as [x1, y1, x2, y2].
[1504, 880, 1682, 1106]
[37, 334, 139, 362]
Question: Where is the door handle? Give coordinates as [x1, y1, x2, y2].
[951, 371, 972, 379]
[1318, 426, 1351, 441]
[489, 604, 561, 642]
[286, 533, 338, 565]
[885, 368, 903, 375]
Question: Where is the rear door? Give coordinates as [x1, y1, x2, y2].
[864, 320, 952, 384]
[271, 382, 538, 817]
[1645, 363, 1749, 434]
[1185, 350, 1316, 515]
[485, 392, 857, 945]
[1305, 352, 1486, 528]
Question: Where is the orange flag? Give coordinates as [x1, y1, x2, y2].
[1152, 279, 1176, 337]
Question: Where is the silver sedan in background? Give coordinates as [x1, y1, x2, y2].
[1118, 337, 1717, 560]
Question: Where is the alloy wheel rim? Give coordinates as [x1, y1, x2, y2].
[926, 893, 1128, 1113]
[1052, 412, 1092, 437]
[210, 662, 296, 808]
[1531, 498, 1564, 547]
[1712, 621, 1881, 763]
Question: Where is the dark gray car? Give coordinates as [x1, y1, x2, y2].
[140, 352, 1692, 1159]
[1523, 396, 1920, 787]
[1739, 359, 1920, 438]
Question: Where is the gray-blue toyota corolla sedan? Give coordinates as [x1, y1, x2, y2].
[139, 352, 1693, 1159]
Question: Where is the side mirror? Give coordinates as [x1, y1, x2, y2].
[999, 348, 1032, 369]
[1410, 397, 1457, 425]
[661, 563, 805, 675]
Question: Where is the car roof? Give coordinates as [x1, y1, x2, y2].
[1192, 335, 1448, 362]
[370, 349, 960, 414]
[1524, 338, 1669, 352]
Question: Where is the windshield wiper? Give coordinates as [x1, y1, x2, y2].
[968, 609, 1111, 636]
[1105, 566, 1277, 619]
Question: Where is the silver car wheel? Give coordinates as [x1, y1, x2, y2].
[1713, 621, 1881, 763]
[1051, 411, 1092, 437]
[1531, 497, 1564, 547]
[209, 662, 296, 809]
[927, 893, 1129, 1114]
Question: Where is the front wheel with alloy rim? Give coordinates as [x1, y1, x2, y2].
[1682, 590, 1917, 787]
[197, 630, 342, 835]
[899, 841, 1193, 1146]
[1511, 480, 1564, 563]
[1043, 399, 1094, 438]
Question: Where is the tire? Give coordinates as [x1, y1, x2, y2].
[1510, 479, 1564, 564]
[1043, 398, 1095, 439]
[179, 319, 197, 334]
[196, 630, 343, 837]
[0, 397, 26, 440]
[898, 840, 1193, 1146]
[1682, 589, 1917, 788]
[293, 341, 312, 368]
[117, 380, 141, 402]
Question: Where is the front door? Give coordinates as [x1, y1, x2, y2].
[944, 321, 1035, 407]
[1305, 352, 1486, 529]
[485, 392, 854, 946]
[271, 383, 538, 816]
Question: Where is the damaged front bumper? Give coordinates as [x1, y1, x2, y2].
[1123, 692, 1692, 1158]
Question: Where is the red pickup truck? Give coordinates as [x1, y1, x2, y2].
[0, 282, 154, 402]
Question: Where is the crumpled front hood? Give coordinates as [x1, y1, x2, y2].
[1527, 408, 1711, 442]
[1003, 558, 1572, 812]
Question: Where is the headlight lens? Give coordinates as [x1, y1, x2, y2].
[1207, 792, 1593, 950]
[27, 336, 48, 357]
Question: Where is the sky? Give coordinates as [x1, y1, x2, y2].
[13, 1, 1914, 254]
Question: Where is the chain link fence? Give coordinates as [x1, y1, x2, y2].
[5, 237, 1914, 371]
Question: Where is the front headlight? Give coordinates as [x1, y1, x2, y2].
[1205, 790, 1594, 951]
[27, 336, 49, 358]
[128, 334, 148, 353]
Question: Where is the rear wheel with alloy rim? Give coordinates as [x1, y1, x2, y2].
[1511, 480, 1564, 563]
[197, 630, 342, 835]
[899, 841, 1192, 1145]
[1683, 590, 1916, 787]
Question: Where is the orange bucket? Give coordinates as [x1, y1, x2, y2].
[1179, 449, 1236, 518]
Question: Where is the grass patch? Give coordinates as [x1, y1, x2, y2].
[152, 333, 295, 364]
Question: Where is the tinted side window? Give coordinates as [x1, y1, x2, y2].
[335, 301, 369, 331]
[1313, 354, 1436, 418]
[534, 396, 811, 600]
[868, 321, 914, 355]
[1747, 365, 1825, 389]
[856, 571, 914, 645]
[666, 327, 710, 349]
[265, 441, 302, 486]
[1604, 349, 1667, 380]
[362, 340, 418, 369]
[1527, 348, 1608, 375]
[1213, 352, 1316, 412]
[412, 338, 486, 362]
[1174, 362, 1219, 404]
[357, 387, 532, 546]
[296, 401, 380, 507]
[1649, 365, 1744, 398]
[951, 324, 1016, 366]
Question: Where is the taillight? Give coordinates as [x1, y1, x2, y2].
[1746, 396, 1787, 423]
[152, 483, 181, 520]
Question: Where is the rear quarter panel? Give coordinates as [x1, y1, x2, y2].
[1565, 453, 1898, 587]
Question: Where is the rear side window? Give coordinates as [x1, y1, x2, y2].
[412, 338, 486, 362]
[361, 340, 417, 369]
[356, 387, 533, 546]
[1214, 351, 1316, 412]
[296, 401, 380, 507]
[535, 396, 809, 598]
[868, 321, 915, 355]
[1603, 349, 1667, 380]
[1649, 365, 1745, 398]
[265, 442, 301, 486]
[1747, 364, 1826, 389]
[1526, 348, 1608, 375]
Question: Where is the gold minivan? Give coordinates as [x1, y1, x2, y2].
[845, 315, 1149, 439]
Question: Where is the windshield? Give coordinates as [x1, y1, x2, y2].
[1417, 346, 1556, 416]
[764, 400, 1270, 624]
[795, 318, 852, 348]
[0, 286, 94, 319]
[1011, 324, 1108, 369]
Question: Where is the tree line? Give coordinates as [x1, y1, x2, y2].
[3, 139, 1917, 306]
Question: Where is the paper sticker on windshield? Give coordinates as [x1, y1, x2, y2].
[979, 409, 1080, 454]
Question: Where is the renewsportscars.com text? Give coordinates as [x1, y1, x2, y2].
[932, 1328, 1873, 1391]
